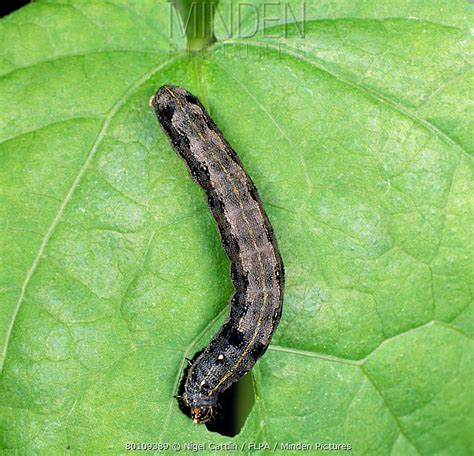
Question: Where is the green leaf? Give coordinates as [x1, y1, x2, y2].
[173, 0, 217, 51]
[0, 0, 472, 454]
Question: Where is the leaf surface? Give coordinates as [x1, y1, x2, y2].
[0, 1, 472, 454]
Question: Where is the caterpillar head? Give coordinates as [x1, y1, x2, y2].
[190, 405, 214, 424]
[180, 389, 218, 424]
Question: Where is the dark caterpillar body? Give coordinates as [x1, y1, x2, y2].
[150, 85, 284, 424]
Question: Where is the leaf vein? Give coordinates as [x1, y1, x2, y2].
[0, 55, 181, 373]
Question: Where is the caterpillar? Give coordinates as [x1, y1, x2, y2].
[150, 85, 284, 424]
